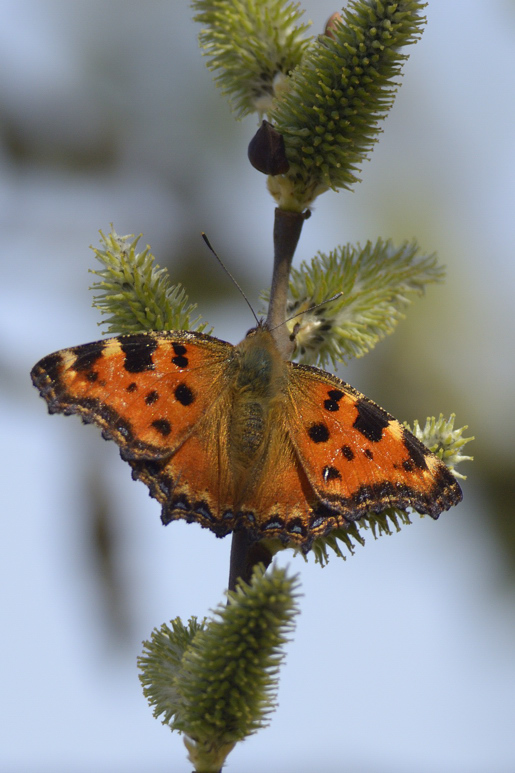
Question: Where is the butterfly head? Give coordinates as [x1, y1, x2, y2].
[243, 318, 268, 339]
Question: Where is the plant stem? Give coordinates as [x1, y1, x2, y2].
[228, 530, 273, 590]
[266, 208, 308, 353]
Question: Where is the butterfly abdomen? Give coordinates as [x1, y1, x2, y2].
[229, 400, 266, 465]
[228, 328, 288, 476]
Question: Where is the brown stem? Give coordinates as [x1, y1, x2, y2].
[228, 530, 273, 591]
[266, 209, 308, 354]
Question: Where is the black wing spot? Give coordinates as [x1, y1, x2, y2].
[121, 334, 157, 373]
[72, 341, 106, 372]
[341, 445, 355, 461]
[175, 382, 194, 406]
[151, 418, 172, 437]
[363, 448, 374, 460]
[308, 422, 330, 443]
[353, 398, 391, 442]
[126, 382, 138, 393]
[172, 342, 188, 368]
[324, 388, 344, 412]
[323, 465, 341, 481]
[145, 390, 160, 405]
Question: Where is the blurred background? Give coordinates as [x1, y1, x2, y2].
[1, 0, 514, 771]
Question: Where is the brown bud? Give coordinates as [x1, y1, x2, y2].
[248, 120, 289, 176]
[324, 12, 342, 39]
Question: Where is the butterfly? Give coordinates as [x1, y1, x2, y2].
[31, 325, 462, 551]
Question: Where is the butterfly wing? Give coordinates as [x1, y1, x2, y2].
[31, 331, 234, 459]
[31, 330, 243, 535]
[285, 362, 462, 533]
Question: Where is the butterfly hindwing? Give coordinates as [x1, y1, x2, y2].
[129, 398, 237, 537]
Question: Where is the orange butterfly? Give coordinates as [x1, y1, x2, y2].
[31, 325, 462, 550]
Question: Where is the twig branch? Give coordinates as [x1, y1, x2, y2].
[228, 530, 273, 591]
[266, 208, 309, 351]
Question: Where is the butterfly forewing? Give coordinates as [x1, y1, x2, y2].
[31, 331, 234, 461]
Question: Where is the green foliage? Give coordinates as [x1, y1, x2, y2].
[194, 1, 427, 210]
[408, 413, 474, 481]
[139, 617, 207, 727]
[138, 565, 299, 772]
[311, 509, 412, 566]
[90, 229, 210, 335]
[192, 0, 311, 116]
[283, 238, 443, 368]
[270, 0, 427, 208]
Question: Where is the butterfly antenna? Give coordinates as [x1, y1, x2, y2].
[201, 233, 259, 325]
[270, 292, 344, 331]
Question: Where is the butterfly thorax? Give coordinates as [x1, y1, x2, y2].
[228, 328, 288, 479]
